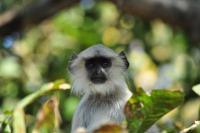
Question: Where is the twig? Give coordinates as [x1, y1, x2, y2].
[180, 121, 200, 133]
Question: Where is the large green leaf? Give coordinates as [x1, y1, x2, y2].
[125, 88, 184, 133]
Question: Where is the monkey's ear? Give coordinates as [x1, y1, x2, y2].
[119, 51, 129, 69]
[68, 53, 78, 73]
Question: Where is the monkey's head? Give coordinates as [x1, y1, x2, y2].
[68, 44, 129, 95]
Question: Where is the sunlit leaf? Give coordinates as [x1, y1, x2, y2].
[192, 84, 200, 96]
[125, 88, 184, 133]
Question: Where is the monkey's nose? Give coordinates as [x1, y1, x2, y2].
[95, 67, 105, 74]
[96, 71, 101, 75]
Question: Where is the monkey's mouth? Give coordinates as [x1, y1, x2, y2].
[90, 76, 107, 84]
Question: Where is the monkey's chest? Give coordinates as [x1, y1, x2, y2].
[80, 98, 125, 129]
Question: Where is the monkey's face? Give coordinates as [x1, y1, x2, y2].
[68, 44, 129, 95]
[85, 56, 111, 84]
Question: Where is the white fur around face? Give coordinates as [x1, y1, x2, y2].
[69, 44, 128, 96]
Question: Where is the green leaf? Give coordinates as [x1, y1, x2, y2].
[125, 88, 184, 133]
[192, 84, 200, 96]
[0, 114, 12, 133]
[4, 124, 11, 133]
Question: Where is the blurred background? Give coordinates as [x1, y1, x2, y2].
[0, 0, 200, 132]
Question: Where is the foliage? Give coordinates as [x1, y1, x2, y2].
[0, 111, 12, 133]
[125, 88, 184, 132]
[0, 84, 184, 133]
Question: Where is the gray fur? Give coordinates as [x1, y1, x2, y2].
[69, 44, 132, 133]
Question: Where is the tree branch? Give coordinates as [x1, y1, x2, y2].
[110, 0, 200, 44]
[1, 0, 200, 44]
[0, 0, 80, 37]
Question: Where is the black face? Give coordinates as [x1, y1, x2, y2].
[85, 56, 112, 84]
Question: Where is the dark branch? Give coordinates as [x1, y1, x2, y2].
[0, 0, 80, 37]
[110, 0, 200, 44]
[1, 0, 200, 44]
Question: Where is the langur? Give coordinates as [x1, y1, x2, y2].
[68, 44, 132, 133]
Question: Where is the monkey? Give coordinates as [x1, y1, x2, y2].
[68, 44, 132, 133]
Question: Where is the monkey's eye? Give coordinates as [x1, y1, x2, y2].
[86, 62, 95, 69]
[102, 62, 108, 68]
[102, 61, 111, 68]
